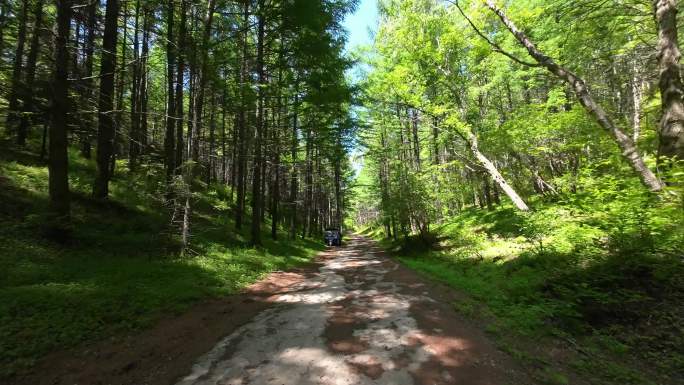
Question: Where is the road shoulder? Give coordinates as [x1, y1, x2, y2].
[4, 260, 325, 385]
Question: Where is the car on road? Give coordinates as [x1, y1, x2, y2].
[324, 228, 342, 246]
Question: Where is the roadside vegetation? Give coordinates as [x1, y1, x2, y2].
[360, 188, 683, 384]
[0, 143, 323, 377]
[2, 0, 684, 383]
[351, 1, 684, 384]
[0, 0, 353, 378]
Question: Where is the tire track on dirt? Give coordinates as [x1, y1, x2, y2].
[176, 236, 530, 385]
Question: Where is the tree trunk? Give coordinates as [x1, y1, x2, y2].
[7, 0, 29, 134]
[483, 0, 665, 192]
[93, 0, 120, 199]
[260, 110, 268, 224]
[40, 121, 48, 161]
[0, 1, 10, 59]
[128, 0, 141, 170]
[79, 0, 97, 158]
[312, 147, 322, 237]
[654, 0, 684, 161]
[289, 92, 299, 239]
[181, 194, 191, 249]
[235, 0, 249, 230]
[250, 0, 265, 245]
[48, 0, 72, 222]
[71, 17, 80, 80]
[271, 105, 281, 240]
[467, 131, 529, 211]
[175, 0, 187, 173]
[632, 61, 643, 142]
[111, 0, 126, 178]
[194, 0, 217, 177]
[229, 69, 238, 193]
[492, 183, 501, 205]
[164, 0, 176, 184]
[186, 62, 195, 162]
[178, 0, 199, 249]
[221, 72, 228, 185]
[379, 128, 392, 238]
[208, 95, 217, 184]
[17, 0, 45, 146]
[302, 129, 313, 238]
[431, 116, 439, 165]
[139, 8, 150, 151]
[334, 154, 343, 229]
[483, 176, 493, 210]
[411, 109, 421, 169]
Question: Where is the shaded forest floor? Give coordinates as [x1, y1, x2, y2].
[0, 140, 323, 379]
[361, 199, 684, 385]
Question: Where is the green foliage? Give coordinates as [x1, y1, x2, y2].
[348, 0, 684, 384]
[370, 184, 683, 384]
[352, 2, 684, 381]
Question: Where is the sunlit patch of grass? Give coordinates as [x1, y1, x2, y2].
[0, 161, 49, 196]
[478, 235, 528, 261]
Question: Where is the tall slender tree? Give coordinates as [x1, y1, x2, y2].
[653, 0, 684, 161]
[250, 0, 266, 245]
[93, 0, 120, 198]
[234, 0, 249, 230]
[79, 0, 98, 158]
[48, 0, 73, 223]
[17, 0, 45, 146]
[164, 0, 177, 184]
[129, 0, 142, 170]
[7, 0, 30, 134]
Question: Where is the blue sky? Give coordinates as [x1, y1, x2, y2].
[343, 0, 378, 174]
[342, 0, 379, 52]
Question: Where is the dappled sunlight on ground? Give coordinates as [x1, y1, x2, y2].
[176, 236, 527, 385]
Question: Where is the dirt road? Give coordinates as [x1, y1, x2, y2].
[8, 236, 531, 385]
[175, 236, 530, 385]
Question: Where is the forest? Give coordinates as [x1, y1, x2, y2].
[0, 0, 682, 384]
[351, 0, 683, 383]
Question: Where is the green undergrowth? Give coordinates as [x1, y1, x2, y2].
[0, 141, 323, 377]
[362, 185, 684, 385]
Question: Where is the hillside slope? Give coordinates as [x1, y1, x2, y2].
[0, 142, 323, 378]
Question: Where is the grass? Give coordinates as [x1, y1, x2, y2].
[361, 188, 684, 385]
[0, 140, 324, 377]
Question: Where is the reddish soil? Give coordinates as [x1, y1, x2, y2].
[2, 263, 323, 385]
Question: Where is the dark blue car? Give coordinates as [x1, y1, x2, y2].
[324, 228, 342, 246]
